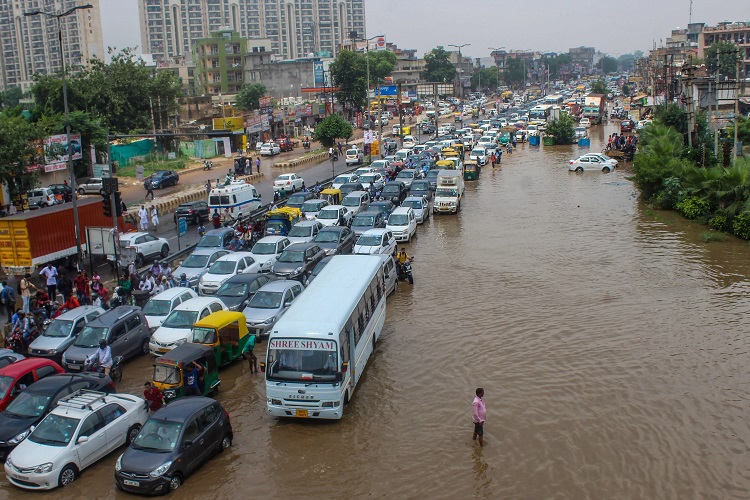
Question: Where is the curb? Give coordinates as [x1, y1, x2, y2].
[274, 151, 329, 169]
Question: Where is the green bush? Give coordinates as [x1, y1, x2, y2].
[675, 196, 709, 219]
[732, 212, 750, 239]
[708, 212, 729, 231]
[700, 232, 727, 243]
[652, 177, 682, 209]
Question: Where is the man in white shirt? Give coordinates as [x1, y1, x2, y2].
[39, 263, 58, 301]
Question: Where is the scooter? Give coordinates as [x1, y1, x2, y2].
[89, 356, 124, 383]
[302, 140, 311, 149]
[203, 160, 213, 171]
[397, 259, 414, 284]
[330, 150, 339, 161]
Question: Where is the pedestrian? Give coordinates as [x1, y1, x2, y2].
[39, 263, 58, 302]
[245, 157, 251, 174]
[183, 362, 205, 396]
[74, 271, 90, 304]
[143, 381, 166, 412]
[91, 273, 103, 297]
[19, 273, 36, 314]
[150, 206, 159, 231]
[337, 142, 343, 155]
[212, 209, 221, 228]
[472, 387, 486, 447]
[138, 205, 148, 231]
[57, 272, 73, 303]
[205, 179, 212, 194]
[255, 157, 261, 174]
[242, 333, 258, 373]
[490, 152, 496, 169]
[1, 281, 16, 323]
[145, 180, 154, 201]
[198, 222, 206, 238]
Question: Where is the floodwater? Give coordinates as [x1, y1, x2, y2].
[3, 123, 750, 499]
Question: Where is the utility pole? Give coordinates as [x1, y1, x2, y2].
[734, 52, 740, 166]
[684, 58, 694, 148]
[398, 82, 403, 148]
[715, 49, 721, 157]
[433, 82, 439, 139]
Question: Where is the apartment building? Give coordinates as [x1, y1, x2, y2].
[698, 21, 750, 76]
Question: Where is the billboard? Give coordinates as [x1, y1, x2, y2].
[43, 133, 83, 172]
[313, 61, 325, 87]
[378, 85, 398, 96]
[212, 117, 245, 132]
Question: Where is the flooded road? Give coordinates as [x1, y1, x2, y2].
[4, 123, 750, 498]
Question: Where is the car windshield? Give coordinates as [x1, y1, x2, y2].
[162, 310, 199, 329]
[427, 171, 439, 179]
[266, 221, 286, 231]
[181, 254, 210, 268]
[333, 176, 350, 184]
[197, 235, 223, 248]
[318, 210, 338, 219]
[276, 176, 291, 182]
[388, 214, 409, 226]
[27, 414, 79, 447]
[471, 149, 485, 156]
[314, 231, 340, 243]
[353, 215, 374, 227]
[142, 299, 171, 316]
[216, 281, 248, 298]
[131, 419, 182, 452]
[42, 319, 74, 338]
[436, 188, 458, 197]
[396, 171, 413, 179]
[248, 291, 283, 309]
[278, 250, 305, 263]
[357, 235, 382, 246]
[360, 175, 377, 183]
[342, 197, 361, 208]
[411, 182, 429, 191]
[0, 376, 13, 400]
[301, 201, 323, 212]
[74, 325, 108, 347]
[288, 225, 312, 237]
[287, 194, 306, 204]
[251, 242, 277, 255]
[402, 200, 422, 210]
[5, 389, 51, 418]
[208, 261, 237, 275]
[346, 150, 358, 156]
[382, 185, 399, 195]
[267, 345, 339, 382]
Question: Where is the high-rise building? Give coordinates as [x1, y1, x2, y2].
[138, 0, 365, 63]
[698, 22, 750, 76]
[0, 0, 104, 91]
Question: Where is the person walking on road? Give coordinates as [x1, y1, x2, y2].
[472, 388, 486, 447]
[138, 205, 149, 231]
[150, 206, 159, 232]
[1, 282, 16, 323]
[145, 180, 154, 201]
[19, 274, 36, 314]
[205, 179, 212, 194]
[39, 263, 58, 302]
[255, 157, 261, 174]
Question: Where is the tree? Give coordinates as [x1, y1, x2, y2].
[654, 103, 688, 137]
[545, 113, 576, 145]
[705, 41, 740, 77]
[597, 56, 618, 74]
[236, 83, 267, 111]
[421, 46, 457, 84]
[621, 83, 630, 96]
[0, 114, 42, 199]
[0, 87, 23, 110]
[312, 114, 353, 148]
[590, 80, 607, 95]
[367, 50, 397, 86]
[471, 68, 499, 92]
[503, 58, 526, 88]
[329, 49, 367, 114]
[544, 53, 572, 79]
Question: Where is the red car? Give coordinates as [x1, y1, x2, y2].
[620, 119, 634, 133]
[0, 358, 65, 411]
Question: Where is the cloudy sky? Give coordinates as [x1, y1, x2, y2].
[102, 0, 749, 59]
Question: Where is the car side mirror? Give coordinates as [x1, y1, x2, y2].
[77, 436, 89, 444]
[284, 300, 292, 308]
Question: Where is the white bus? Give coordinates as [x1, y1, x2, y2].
[208, 180, 261, 219]
[263, 255, 386, 419]
[529, 105, 553, 124]
[544, 94, 564, 106]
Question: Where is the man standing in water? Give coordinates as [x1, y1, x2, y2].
[472, 387, 486, 447]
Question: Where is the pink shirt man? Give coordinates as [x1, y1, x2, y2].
[472, 394, 486, 424]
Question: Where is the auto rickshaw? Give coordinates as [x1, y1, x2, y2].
[464, 160, 479, 180]
[320, 188, 342, 205]
[152, 343, 219, 402]
[265, 207, 302, 236]
[440, 147, 458, 157]
[435, 159, 456, 171]
[499, 131, 512, 145]
[191, 311, 250, 368]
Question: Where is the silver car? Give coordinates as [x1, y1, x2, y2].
[28, 306, 105, 363]
[241, 280, 304, 336]
[76, 177, 104, 195]
[172, 248, 230, 288]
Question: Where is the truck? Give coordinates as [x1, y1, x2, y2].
[433, 171, 465, 214]
[0, 199, 133, 275]
[583, 94, 606, 125]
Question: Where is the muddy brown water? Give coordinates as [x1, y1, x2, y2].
[3, 123, 750, 499]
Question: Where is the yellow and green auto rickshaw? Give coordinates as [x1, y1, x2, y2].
[464, 160, 479, 181]
[191, 311, 251, 368]
[435, 159, 456, 171]
[152, 343, 220, 402]
[265, 206, 302, 236]
[319, 188, 342, 206]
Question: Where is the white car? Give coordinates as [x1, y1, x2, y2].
[636, 119, 653, 130]
[385, 206, 417, 243]
[401, 196, 430, 224]
[569, 154, 618, 173]
[5, 390, 149, 490]
[249, 236, 291, 272]
[526, 124, 539, 137]
[300, 199, 329, 220]
[402, 135, 418, 149]
[141, 287, 197, 332]
[286, 220, 323, 244]
[354, 166, 375, 177]
[113, 232, 169, 267]
[358, 172, 385, 191]
[579, 117, 591, 128]
[149, 297, 226, 355]
[198, 252, 261, 295]
[260, 142, 281, 156]
[316, 205, 351, 227]
[331, 173, 359, 189]
[273, 173, 305, 193]
[345, 148, 365, 166]
[76, 178, 104, 195]
[470, 148, 488, 166]
[354, 228, 397, 255]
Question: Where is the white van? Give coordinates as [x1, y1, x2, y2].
[342, 190, 371, 217]
[208, 180, 261, 220]
[378, 254, 399, 296]
[149, 297, 226, 355]
[385, 206, 417, 242]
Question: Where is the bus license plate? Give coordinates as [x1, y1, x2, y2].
[124, 480, 140, 487]
[295, 410, 308, 418]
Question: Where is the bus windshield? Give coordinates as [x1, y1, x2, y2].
[267, 345, 339, 382]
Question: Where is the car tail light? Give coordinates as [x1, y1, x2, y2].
[107, 380, 117, 392]
[224, 408, 231, 423]
[188, 209, 195, 214]
[569, 160, 574, 164]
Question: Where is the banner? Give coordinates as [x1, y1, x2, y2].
[44, 133, 83, 167]
[313, 61, 325, 87]
[245, 116, 263, 134]
[374, 36, 386, 51]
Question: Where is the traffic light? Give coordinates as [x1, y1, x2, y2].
[114, 191, 123, 216]
[102, 192, 111, 217]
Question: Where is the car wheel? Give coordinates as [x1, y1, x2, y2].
[141, 338, 150, 355]
[160, 245, 169, 258]
[58, 464, 77, 487]
[220, 434, 232, 452]
[194, 214, 200, 225]
[602, 166, 611, 173]
[575, 166, 583, 172]
[126, 424, 142, 444]
[111, 364, 123, 383]
[77, 188, 85, 195]
[169, 474, 182, 491]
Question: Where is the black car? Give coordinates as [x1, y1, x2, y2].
[271, 242, 327, 282]
[115, 397, 233, 495]
[369, 200, 396, 220]
[339, 182, 364, 197]
[144, 170, 179, 190]
[213, 273, 277, 311]
[285, 191, 314, 211]
[312, 226, 356, 256]
[380, 181, 408, 205]
[174, 201, 210, 225]
[0, 373, 115, 460]
[47, 183, 73, 202]
[410, 180, 433, 200]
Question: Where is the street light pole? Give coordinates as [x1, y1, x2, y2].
[25, 4, 93, 272]
[449, 44, 470, 98]
[361, 34, 383, 163]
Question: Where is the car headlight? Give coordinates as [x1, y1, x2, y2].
[6, 457, 12, 468]
[262, 316, 276, 325]
[175, 338, 187, 346]
[8, 429, 30, 445]
[47, 349, 57, 355]
[115, 454, 122, 472]
[34, 462, 54, 474]
[291, 266, 303, 276]
[165, 390, 176, 398]
[61, 354, 67, 364]
[149, 461, 172, 478]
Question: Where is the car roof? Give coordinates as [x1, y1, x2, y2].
[318, 225, 346, 233]
[120, 232, 149, 240]
[256, 235, 288, 243]
[190, 247, 227, 256]
[53, 305, 104, 321]
[391, 206, 412, 215]
[175, 297, 223, 311]
[258, 280, 301, 292]
[0, 358, 60, 377]
[321, 205, 344, 211]
[404, 196, 426, 203]
[361, 228, 390, 236]
[88, 306, 141, 327]
[178, 201, 203, 207]
[294, 219, 320, 227]
[151, 396, 216, 422]
[215, 252, 253, 262]
[344, 190, 368, 198]
[20, 373, 97, 393]
[285, 242, 319, 251]
[150, 287, 194, 301]
[356, 209, 382, 217]
[224, 272, 269, 284]
[204, 228, 234, 236]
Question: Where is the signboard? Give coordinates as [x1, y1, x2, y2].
[30, 133, 84, 172]
[135, 165, 145, 180]
[177, 217, 188, 237]
[212, 117, 245, 132]
[416, 83, 455, 97]
[378, 85, 398, 96]
[313, 61, 325, 86]
[363, 130, 374, 144]
[375, 36, 386, 51]
[269, 339, 336, 351]
[259, 96, 272, 108]
[245, 116, 263, 134]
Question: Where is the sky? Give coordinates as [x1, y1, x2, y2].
[101, 0, 749, 59]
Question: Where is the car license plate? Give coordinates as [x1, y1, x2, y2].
[158, 348, 168, 353]
[12, 473, 29, 481]
[123, 479, 140, 487]
[67, 365, 81, 372]
[295, 409, 308, 418]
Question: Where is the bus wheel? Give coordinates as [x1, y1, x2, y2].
[344, 390, 350, 404]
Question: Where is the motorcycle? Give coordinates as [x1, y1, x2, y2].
[302, 140, 311, 149]
[203, 160, 213, 171]
[330, 150, 339, 161]
[397, 259, 414, 284]
[89, 355, 124, 383]
[7, 324, 40, 354]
